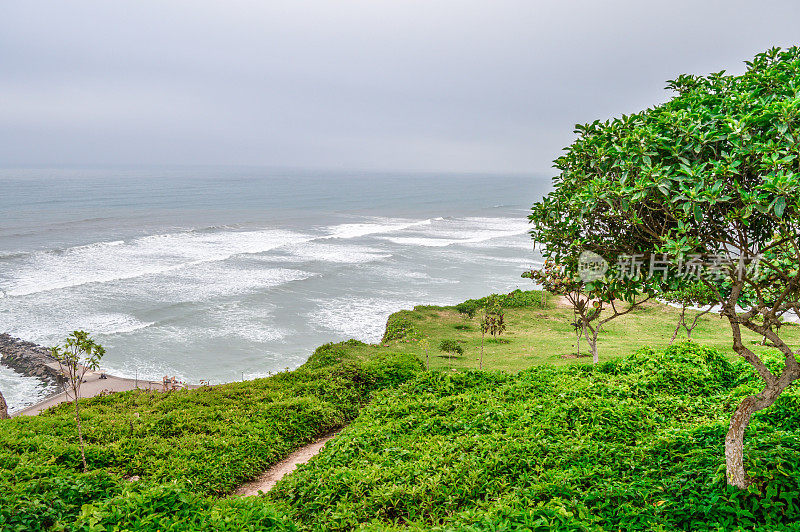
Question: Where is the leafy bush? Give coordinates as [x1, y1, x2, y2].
[304, 339, 368, 368]
[4, 340, 800, 530]
[458, 290, 544, 314]
[382, 313, 420, 342]
[455, 301, 480, 319]
[438, 340, 464, 355]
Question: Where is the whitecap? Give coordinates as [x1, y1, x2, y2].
[0, 363, 54, 414]
[308, 297, 420, 342]
[0, 228, 313, 297]
[323, 217, 437, 239]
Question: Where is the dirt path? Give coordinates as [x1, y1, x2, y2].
[234, 431, 339, 496]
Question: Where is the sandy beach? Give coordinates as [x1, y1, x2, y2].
[12, 370, 197, 417]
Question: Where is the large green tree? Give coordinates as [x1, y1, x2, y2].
[529, 47, 800, 489]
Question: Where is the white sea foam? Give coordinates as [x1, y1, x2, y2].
[0, 362, 53, 414]
[0, 304, 157, 347]
[381, 236, 461, 247]
[85, 313, 156, 336]
[0, 228, 312, 297]
[309, 296, 420, 342]
[129, 265, 314, 303]
[286, 241, 391, 264]
[204, 303, 288, 343]
[378, 216, 529, 248]
[323, 218, 437, 239]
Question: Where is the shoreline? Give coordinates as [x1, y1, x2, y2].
[1, 332, 200, 417]
[10, 370, 197, 417]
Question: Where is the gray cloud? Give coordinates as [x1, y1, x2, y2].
[2, 0, 799, 173]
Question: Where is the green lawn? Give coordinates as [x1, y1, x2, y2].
[342, 290, 800, 373]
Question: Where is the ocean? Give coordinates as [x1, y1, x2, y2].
[0, 167, 548, 413]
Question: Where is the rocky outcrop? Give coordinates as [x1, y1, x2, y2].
[0, 333, 63, 385]
[0, 390, 8, 419]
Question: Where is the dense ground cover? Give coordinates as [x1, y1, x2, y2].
[0, 347, 419, 531]
[271, 343, 800, 531]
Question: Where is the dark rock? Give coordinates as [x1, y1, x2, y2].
[0, 333, 63, 386]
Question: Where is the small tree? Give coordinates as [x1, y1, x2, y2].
[455, 300, 479, 319]
[477, 295, 506, 369]
[482, 301, 506, 340]
[663, 281, 717, 343]
[51, 330, 105, 472]
[0, 390, 9, 419]
[527, 260, 651, 364]
[419, 339, 431, 370]
[438, 339, 463, 367]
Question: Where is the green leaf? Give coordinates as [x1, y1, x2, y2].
[774, 196, 786, 218]
[693, 204, 703, 222]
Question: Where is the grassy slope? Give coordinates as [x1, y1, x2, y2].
[270, 344, 800, 531]
[2, 289, 799, 531]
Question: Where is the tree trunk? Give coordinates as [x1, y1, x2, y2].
[480, 331, 484, 370]
[725, 396, 757, 488]
[74, 398, 88, 472]
[0, 390, 9, 419]
[670, 307, 685, 345]
[724, 371, 792, 487]
[685, 307, 713, 342]
[584, 324, 599, 365]
[670, 320, 681, 345]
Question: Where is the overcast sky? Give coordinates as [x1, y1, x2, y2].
[1, 1, 799, 174]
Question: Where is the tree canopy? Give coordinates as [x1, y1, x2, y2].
[529, 46, 800, 488]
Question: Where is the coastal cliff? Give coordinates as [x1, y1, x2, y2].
[0, 333, 62, 385]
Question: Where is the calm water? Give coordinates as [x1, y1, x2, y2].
[0, 167, 548, 412]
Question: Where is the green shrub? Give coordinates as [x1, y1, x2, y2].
[382, 313, 420, 342]
[304, 339, 368, 368]
[457, 290, 545, 315]
[5, 341, 799, 531]
[455, 301, 480, 319]
[438, 340, 464, 356]
[0, 346, 419, 530]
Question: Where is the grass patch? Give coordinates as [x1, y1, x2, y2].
[370, 290, 800, 372]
